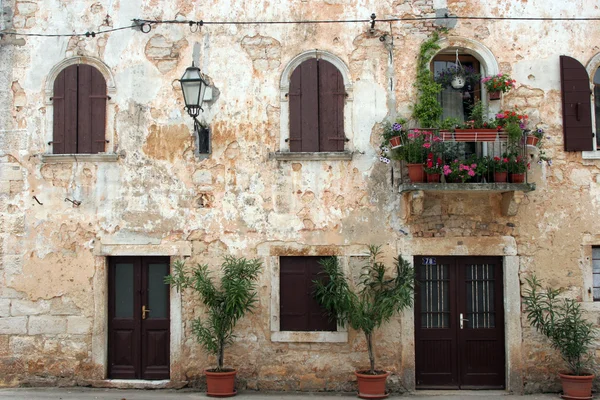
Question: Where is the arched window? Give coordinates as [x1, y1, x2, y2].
[288, 58, 346, 152]
[594, 68, 600, 146]
[52, 64, 107, 154]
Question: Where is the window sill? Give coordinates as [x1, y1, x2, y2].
[270, 330, 348, 343]
[269, 151, 353, 161]
[40, 153, 119, 163]
[582, 151, 600, 160]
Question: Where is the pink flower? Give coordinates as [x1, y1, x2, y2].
[407, 133, 415, 139]
[468, 170, 475, 177]
[423, 143, 431, 149]
[443, 165, 452, 176]
[433, 136, 442, 142]
[496, 114, 505, 119]
[471, 163, 477, 169]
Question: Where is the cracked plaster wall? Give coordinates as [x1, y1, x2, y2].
[0, 0, 600, 393]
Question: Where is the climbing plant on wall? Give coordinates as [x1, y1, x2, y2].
[413, 31, 443, 128]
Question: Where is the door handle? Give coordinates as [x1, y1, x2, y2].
[459, 313, 469, 329]
[142, 305, 151, 320]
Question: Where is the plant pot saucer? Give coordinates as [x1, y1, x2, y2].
[561, 395, 592, 400]
[207, 389, 237, 398]
[357, 391, 389, 399]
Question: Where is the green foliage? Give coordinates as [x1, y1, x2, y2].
[467, 100, 485, 128]
[504, 121, 524, 154]
[166, 257, 262, 372]
[313, 245, 415, 374]
[523, 275, 597, 376]
[439, 117, 461, 131]
[413, 32, 443, 128]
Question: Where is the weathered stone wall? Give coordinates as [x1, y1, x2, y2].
[0, 0, 599, 393]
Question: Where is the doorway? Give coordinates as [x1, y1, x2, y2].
[414, 256, 505, 389]
[108, 256, 170, 380]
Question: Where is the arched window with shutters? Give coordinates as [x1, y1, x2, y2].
[278, 51, 353, 158]
[52, 64, 108, 154]
[288, 58, 346, 152]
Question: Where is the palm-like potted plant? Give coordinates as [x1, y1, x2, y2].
[523, 275, 597, 399]
[314, 245, 415, 399]
[166, 257, 262, 397]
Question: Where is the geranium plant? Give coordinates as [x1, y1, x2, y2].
[482, 73, 516, 94]
[424, 153, 443, 174]
[396, 129, 441, 164]
[508, 155, 528, 174]
[491, 156, 509, 172]
[443, 159, 478, 183]
[495, 109, 528, 129]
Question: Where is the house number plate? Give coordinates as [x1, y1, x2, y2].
[422, 257, 436, 265]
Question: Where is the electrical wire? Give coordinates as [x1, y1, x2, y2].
[1, 14, 599, 38]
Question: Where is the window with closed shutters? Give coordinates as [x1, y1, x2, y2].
[279, 256, 337, 331]
[593, 247, 600, 302]
[560, 55, 594, 152]
[289, 59, 345, 152]
[52, 64, 107, 154]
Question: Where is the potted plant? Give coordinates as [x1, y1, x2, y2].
[526, 127, 545, 147]
[166, 257, 262, 397]
[424, 153, 443, 183]
[380, 118, 408, 149]
[482, 73, 516, 100]
[396, 129, 430, 183]
[313, 245, 415, 399]
[523, 275, 597, 399]
[435, 64, 481, 90]
[490, 156, 509, 182]
[453, 101, 500, 141]
[508, 155, 528, 183]
[442, 159, 478, 183]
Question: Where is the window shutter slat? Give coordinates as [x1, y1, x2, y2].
[301, 59, 320, 152]
[77, 65, 93, 153]
[289, 67, 303, 152]
[280, 257, 309, 331]
[560, 55, 593, 151]
[53, 65, 78, 154]
[307, 258, 337, 331]
[318, 60, 345, 152]
[90, 67, 107, 154]
[52, 69, 66, 154]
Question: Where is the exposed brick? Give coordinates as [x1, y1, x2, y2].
[0, 299, 10, 317]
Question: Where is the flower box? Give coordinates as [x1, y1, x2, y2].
[441, 129, 502, 142]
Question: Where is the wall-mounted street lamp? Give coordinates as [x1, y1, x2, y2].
[179, 62, 210, 154]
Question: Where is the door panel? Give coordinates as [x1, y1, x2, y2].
[415, 256, 505, 389]
[108, 257, 170, 380]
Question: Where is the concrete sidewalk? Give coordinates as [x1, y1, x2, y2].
[0, 388, 563, 400]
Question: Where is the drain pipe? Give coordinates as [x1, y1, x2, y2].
[382, 22, 396, 121]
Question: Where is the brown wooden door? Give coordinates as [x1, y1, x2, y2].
[108, 257, 170, 380]
[415, 256, 505, 389]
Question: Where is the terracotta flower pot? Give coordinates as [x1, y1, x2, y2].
[493, 172, 508, 183]
[407, 163, 425, 183]
[205, 369, 237, 397]
[526, 135, 539, 146]
[489, 91, 501, 100]
[454, 129, 499, 142]
[355, 370, 390, 399]
[510, 173, 525, 183]
[426, 173, 440, 183]
[559, 373, 594, 400]
[389, 136, 402, 149]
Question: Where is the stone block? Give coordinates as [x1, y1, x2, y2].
[49, 297, 82, 315]
[16, 2, 38, 16]
[11, 299, 49, 316]
[193, 170, 212, 185]
[9, 335, 40, 354]
[0, 317, 27, 334]
[0, 335, 8, 356]
[67, 316, 91, 335]
[28, 316, 67, 335]
[0, 299, 10, 317]
[0, 164, 23, 181]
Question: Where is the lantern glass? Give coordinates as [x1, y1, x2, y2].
[180, 66, 208, 110]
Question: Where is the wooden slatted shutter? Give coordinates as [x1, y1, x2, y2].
[560, 55, 593, 151]
[77, 65, 107, 154]
[53, 65, 78, 154]
[289, 59, 319, 152]
[318, 60, 345, 152]
[52, 65, 106, 154]
[280, 256, 336, 332]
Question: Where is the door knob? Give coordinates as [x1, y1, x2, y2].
[142, 305, 151, 320]
[459, 313, 469, 329]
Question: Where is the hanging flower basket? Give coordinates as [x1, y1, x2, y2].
[489, 91, 501, 100]
[389, 136, 403, 149]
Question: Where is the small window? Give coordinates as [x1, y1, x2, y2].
[279, 256, 336, 331]
[593, 247, 600, 301]
[288, 59, 345, 152]
[52, 64, 107, 154]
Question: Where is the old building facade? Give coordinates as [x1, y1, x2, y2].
[1, 0, 599, 394]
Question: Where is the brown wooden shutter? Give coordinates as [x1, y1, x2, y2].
[318, 60, 345, 152]
[52, 65, 78, 154]
[78, 65, 107, 154]
[289, 59, 319, 152]
[560, 55, 593, 151]
[280, 256, 336, 332]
